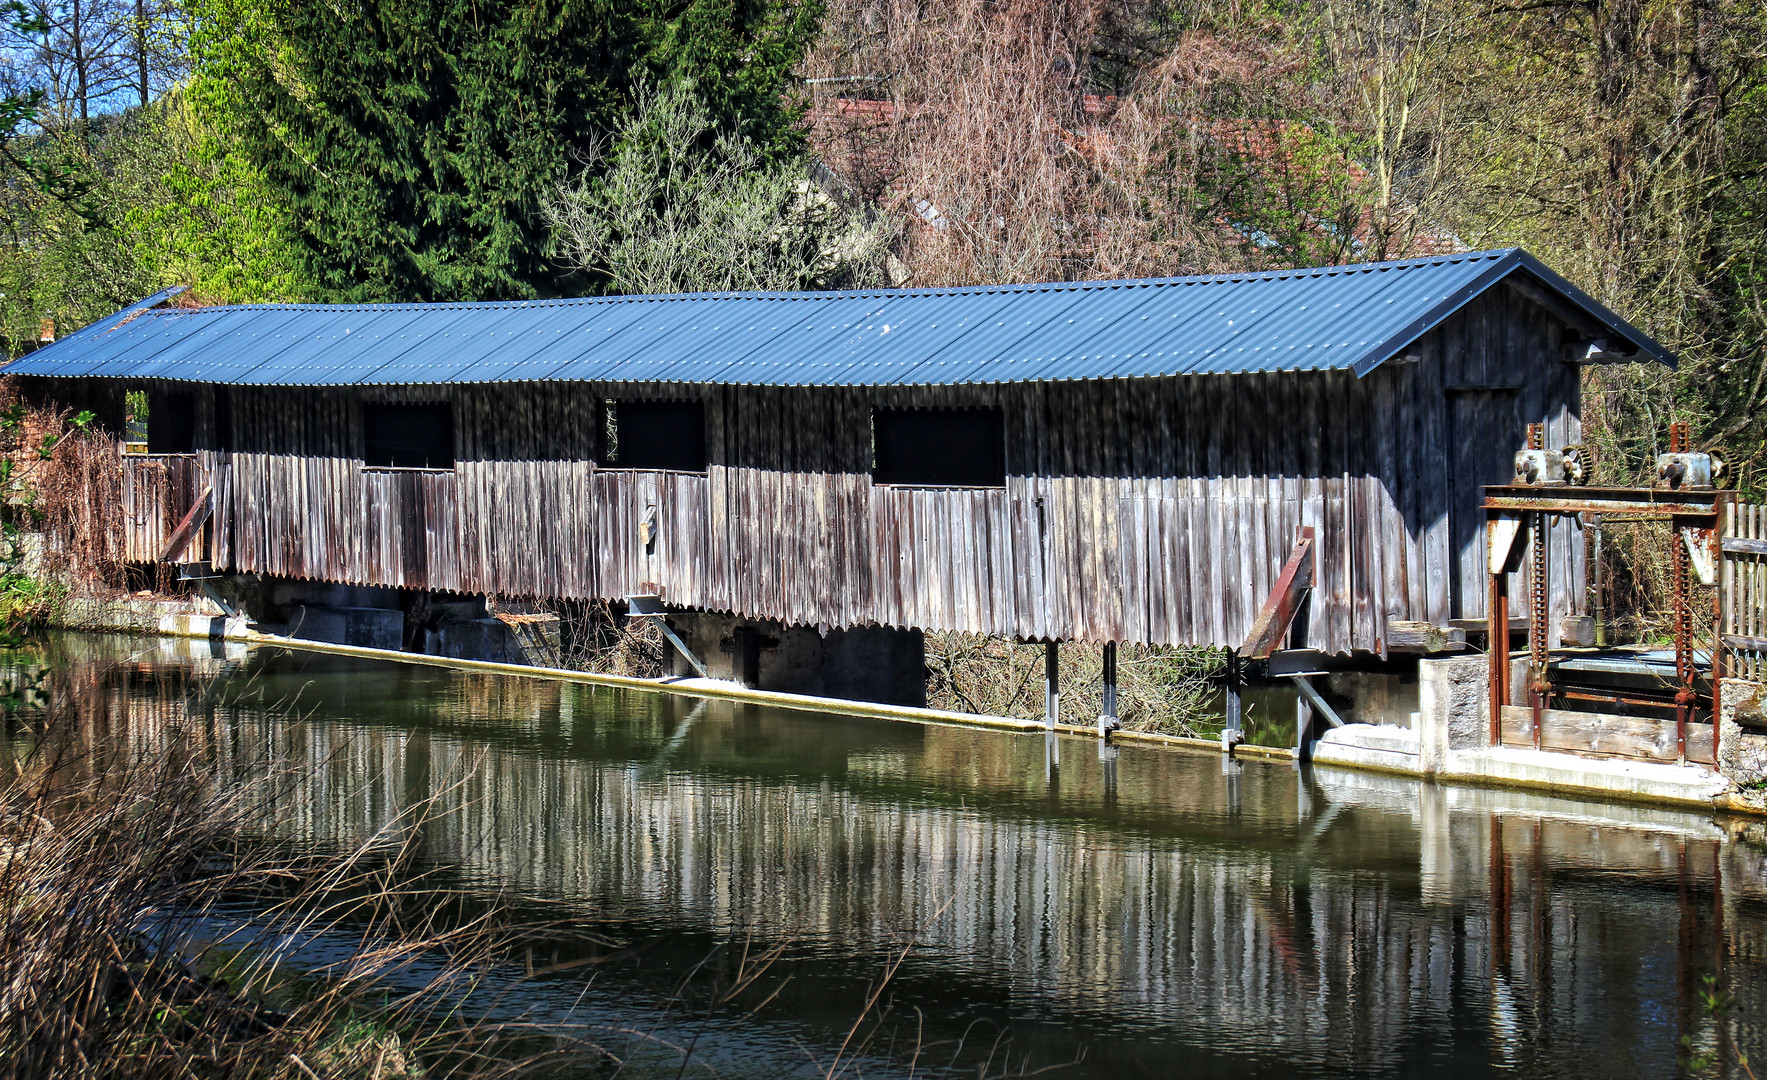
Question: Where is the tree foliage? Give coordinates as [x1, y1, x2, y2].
[544, 82, 891, 295]
[195, 0, 822, 303]
[803, 0, 1767, 493]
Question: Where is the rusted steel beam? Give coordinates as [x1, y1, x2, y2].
[1483, 485, 1722, 518]
[1489, 550, 1510, 748]
[158, 484, 213, 564]
[1237, 527, 1315, 660]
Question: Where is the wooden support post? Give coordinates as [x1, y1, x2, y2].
[1045, 641, 1060, 729]
[159, 483, 214, 563]
[1238, 527, 1315, 659]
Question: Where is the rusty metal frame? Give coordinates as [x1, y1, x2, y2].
[1483, 472, 1726, 766]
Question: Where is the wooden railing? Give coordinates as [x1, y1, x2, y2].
[1725, 501, 1767, 682]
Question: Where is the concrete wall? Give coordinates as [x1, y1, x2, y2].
[1417, 655, 1491, 774]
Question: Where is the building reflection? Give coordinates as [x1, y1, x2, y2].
[10, 632, 1766, 1077]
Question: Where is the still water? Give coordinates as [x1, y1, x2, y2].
[13, 633, 1767, 1078]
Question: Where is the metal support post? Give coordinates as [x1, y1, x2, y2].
[1223, 651, 1244, 753]
[1669, 422, 1694, 764]
[625, 595, 708, 678]
[1099, 640, 1120, 737]
[1294, 688, 1314, 763]
[1490, 547, 1509, 747]
[1673, 513, 1693, 763]
[1045, 641, 1060, 729]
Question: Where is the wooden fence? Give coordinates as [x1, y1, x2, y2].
[1725, 501, 1767, 682]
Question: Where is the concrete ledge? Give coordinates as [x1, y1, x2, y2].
[1313, 723, 1422, 774]
[1442, 745, 1727, 810]
[59, 595, 247, 639]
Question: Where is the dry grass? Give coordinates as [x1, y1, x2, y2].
[0, 673, 624, 1080]
[925, 631, 1226, 736]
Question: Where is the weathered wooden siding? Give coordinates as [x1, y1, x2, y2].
[119, 454, 206, 563]
[105, 285, 1583, 655]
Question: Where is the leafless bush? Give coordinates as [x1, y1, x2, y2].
[539, 597, 671, 679]
[0, 667, 622, 1079]
[801, 0, 1436, 288]
[924, 631, 1225, 736]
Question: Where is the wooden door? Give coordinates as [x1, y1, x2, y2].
[1446, 389, 1520, 621]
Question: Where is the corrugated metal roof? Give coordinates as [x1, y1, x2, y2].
[3, 248, 1673, 387]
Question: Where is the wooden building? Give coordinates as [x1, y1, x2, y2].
[8, 249, 1670, 661]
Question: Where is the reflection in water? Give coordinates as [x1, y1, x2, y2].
[11, 632, 1767, 1079]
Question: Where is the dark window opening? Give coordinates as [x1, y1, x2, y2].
[872, 407, 1005, 487]
[147, 390, 196, 454]
[364, 402, 454, 469]
[214, 389, 232, 452]
[602, 400, 706, 472]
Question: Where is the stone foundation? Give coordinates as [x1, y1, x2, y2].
[1719, 678, 1767, 813]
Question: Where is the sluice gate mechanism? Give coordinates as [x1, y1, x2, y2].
[1487, 421, 1763, 772]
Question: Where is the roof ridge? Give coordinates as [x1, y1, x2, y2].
[8, 247, 1666, 387]
[146, 249, 1518, 316]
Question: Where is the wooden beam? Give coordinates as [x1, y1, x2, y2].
[158, 484, 213, 563]
[1238, 527, 1315, 659]
[1385, 619, 1468, 654]
[1499, 705, 1714, 765]
[1722, 536, 1767, 557]
[1453, 617, 1528, 633]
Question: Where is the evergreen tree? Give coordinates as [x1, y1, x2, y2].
[195, 0, 820, 302]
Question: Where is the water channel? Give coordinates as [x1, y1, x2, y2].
[9, 632, 1766, 1078]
